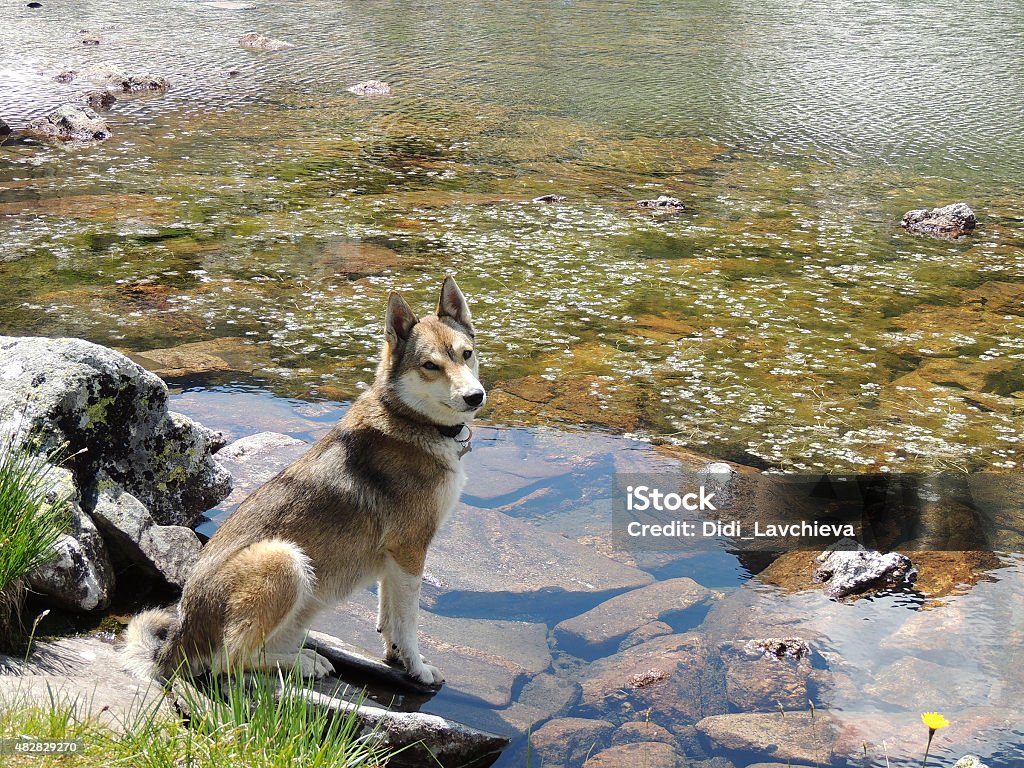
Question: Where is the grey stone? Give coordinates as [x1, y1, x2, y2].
[239, 32, 295, 51]
[311, 587, 551, 707]
[813, 546, 916, 599]
[55, 67, 170, 93]
[554, 577, 714, 657]
[90, 474, 202, 587]
[695, 711, 839, 765]
[294, 686, 508, 767]
[637, 195, 685, 210]
[0, 336, 231, 527]
[423, 503, 653, 615]
[584, 742, 681, 768]
[533, 194, 567, 203]
[954, 757, 991, 768]
[528, 717, 615, 768]
[25, 104, 110, 143]
[0, 636, 174, 731]
[214, 432, 309, 508]
[25, 467, 114, 612]
[347, 80, 392, 96]
[611, 720, 675, 745]
[578, 633, 727, 731]
[901, 202, 976, 238]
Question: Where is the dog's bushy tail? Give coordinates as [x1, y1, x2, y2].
[121, 607, 177, 681]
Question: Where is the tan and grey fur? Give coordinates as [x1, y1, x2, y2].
[122, 277, 485, 686]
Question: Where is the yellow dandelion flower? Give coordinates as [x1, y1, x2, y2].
[921, 712, 950, 731]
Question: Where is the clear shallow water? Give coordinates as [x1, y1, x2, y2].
[172, 387, 1024, 768]
[1, 0, 1022, 471]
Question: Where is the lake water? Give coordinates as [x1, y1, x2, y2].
[3, 1, 1024, 765]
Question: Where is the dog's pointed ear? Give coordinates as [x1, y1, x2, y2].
[436, 276, 472, 329]
[385, 291, 418, 344]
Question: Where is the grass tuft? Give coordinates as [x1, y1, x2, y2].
[0, 432, 71, 654]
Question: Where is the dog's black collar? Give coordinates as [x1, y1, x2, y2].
[437, 423, 466, 439]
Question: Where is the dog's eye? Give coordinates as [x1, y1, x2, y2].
[463, 350, 473, 360]
[423, 361, 440, 371]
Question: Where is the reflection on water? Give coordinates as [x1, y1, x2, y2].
[172, 388, 1024, 768]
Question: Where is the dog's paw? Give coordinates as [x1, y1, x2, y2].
[297, 648, 335, 679]
[407, 659, 444, 686]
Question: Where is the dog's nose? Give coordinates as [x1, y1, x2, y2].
[463, 391, 485, 408]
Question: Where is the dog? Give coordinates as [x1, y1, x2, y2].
[122, 276, 485, 686]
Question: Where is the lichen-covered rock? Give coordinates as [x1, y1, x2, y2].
[0, 336, 230, 527]
[954, 756, 991, 768]
[25, 104, 110, 143]
[813, 546, 916, 599]
[90, 474, 202, 587]
[347, 79, 392, 96]
[25, 467, 115, 612]
[901, 202, 976, 238]
[239, 32, 296, 51]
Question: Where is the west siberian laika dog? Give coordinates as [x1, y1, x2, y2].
[122, 276, 485, 686]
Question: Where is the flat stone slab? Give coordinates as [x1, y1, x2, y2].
[0, 636, 173, 731]
[696, 711, 839, 765]
[312, 587, 551, 707]
[553, 577, 715, 657]
[214, 431, 310, 508]
[423, 503, 653, 615]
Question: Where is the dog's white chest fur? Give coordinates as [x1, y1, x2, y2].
[435, 448, 467, 526]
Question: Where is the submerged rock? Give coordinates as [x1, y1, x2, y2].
[83, 90, 117, 110]
[25, 104, 110, 143]
[528, 718, 615, 768]
[583, 742, 681, 768]
[901, 202, 976, 238]
[813, 546, 916, 599]
[696, 711, 838, 765]
[553, 577, 714, 657]
[347, 79, 392, 96]
[637, 195, 685, 210]
[578, 633, 727, 731]
[56, 67, 170, 93]
[0, 336, 231, 528]
[239, 32, 295, 51]
[422, 503, 653, 614]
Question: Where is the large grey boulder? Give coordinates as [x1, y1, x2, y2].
[25, 104, 111, 143]
[0, 336, 231, 528]
[901, 202, 976, 238]
[24, 467, 115, 612]
[90, 473, 202, 587]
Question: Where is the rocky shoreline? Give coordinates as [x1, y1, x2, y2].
[1, 335, 1016, 768]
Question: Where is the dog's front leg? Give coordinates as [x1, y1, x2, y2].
[377, 553, 444, 686]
